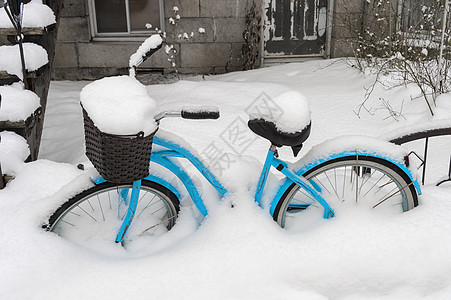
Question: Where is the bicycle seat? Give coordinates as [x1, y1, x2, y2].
[248, 119, 311, 156]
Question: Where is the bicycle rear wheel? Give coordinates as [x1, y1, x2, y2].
[47, 180, 179, 250]
[273, 156, 418, 228]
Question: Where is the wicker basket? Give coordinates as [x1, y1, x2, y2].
[82, 107, 156, 184]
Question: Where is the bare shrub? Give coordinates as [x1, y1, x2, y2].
[339, 0, 451, 117]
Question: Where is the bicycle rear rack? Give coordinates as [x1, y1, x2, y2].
[390, 127, 451, 186]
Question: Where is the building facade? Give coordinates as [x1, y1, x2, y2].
[53, 0, 435, 80]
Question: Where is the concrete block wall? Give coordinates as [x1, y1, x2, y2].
[53, 0, 259, 80]
[330, 0, 364, 58]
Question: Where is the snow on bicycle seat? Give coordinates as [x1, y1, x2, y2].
[247, 91, 311, 156]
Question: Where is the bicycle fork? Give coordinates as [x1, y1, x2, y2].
[255, 145, 334, 219]
[115, 180, 141, 243]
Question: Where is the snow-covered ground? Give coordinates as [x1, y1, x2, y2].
[2, 60, 451, 299]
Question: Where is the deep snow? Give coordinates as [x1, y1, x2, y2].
[2, 60, 451, 299]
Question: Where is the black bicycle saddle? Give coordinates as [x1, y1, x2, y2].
[248, 119, 311, 156]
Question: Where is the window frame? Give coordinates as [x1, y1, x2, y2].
[87, 0, 165, 41]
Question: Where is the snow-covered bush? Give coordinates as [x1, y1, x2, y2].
[340, 0, 450, 117]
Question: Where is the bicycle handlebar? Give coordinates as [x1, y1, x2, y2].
[181, 109, 220, 119]
[155, 107, 220, 121]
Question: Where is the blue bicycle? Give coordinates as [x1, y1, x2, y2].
[45, 108, 421, 248]
[44, 38, 421, 250]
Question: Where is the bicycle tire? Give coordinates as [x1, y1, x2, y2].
[46, 180, 180, 249]
[273, 156, 418, 228]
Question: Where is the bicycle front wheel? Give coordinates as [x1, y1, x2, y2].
[273, 156, 418, 228]
[47, 180, 180, 250]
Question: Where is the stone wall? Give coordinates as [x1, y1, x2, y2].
[53, 0, 259, 80]
[53, 0, 366, 81]
[330, 0, 364, 58]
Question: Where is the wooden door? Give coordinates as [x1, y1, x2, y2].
[264, 0, 328, 57]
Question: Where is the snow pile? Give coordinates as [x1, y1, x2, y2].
[0, 43, 48, 79]
[381, 93, 451, 142]
[0, 0, 55, 28]
[80, 76, 158, 136]
[129, 35, 162, 77]
[0, 131, 29, 174]
[434, 93, 451, 120]
[10, 60, 451, 299]
[0, 83, 40, 122]
[249, 91, 311, 133]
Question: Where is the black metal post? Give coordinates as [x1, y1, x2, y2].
[422, 137, 429, 185]
[3, 2, 28, 89]
[16, 35, 28, 89]
[448, 156, 451, 180]
[0, 164, 5, 190]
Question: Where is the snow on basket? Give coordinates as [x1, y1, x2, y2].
[248, 91, 311, 134]
[0, 131, 29, 175]
[80, 75, 158, 183]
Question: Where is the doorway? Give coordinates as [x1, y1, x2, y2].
[263, 0, 328, 58]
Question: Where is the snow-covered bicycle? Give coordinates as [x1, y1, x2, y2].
[44, 36, 421, 249]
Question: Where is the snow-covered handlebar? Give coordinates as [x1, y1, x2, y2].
[129, 34, 163, 76]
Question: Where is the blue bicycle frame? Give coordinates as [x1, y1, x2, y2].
[104, 136, 336, 243]
[91, 135, 420, 243]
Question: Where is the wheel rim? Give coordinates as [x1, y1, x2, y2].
[279, 158, 415, 228]
[50, 184, 177, 250]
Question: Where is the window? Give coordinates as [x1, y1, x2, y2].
[90, 0, 164, 37]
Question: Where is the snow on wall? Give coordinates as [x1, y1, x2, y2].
[0, 131, 29, 174]
[0, 43, 48, 79]
[0, 0, 55, 28]
[0, 83, 40, 122]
